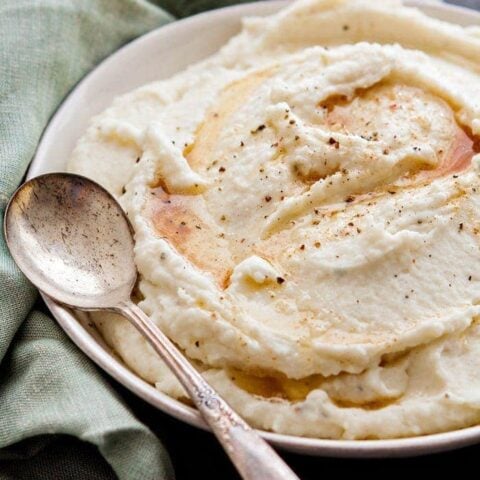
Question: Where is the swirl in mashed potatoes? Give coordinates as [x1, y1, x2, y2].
[69, 0, 480, 439]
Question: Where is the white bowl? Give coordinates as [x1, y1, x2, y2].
[29, 0, 480, 457]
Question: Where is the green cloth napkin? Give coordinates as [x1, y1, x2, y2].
[0, 0, 252, 478]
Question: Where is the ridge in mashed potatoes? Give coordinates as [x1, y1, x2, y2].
[69, 0, 480, 439]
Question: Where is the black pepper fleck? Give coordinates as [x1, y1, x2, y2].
[251, 124, 266, 134]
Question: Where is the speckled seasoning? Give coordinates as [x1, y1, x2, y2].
[69, 0, 480, 440]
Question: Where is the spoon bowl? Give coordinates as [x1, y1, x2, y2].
[4, 173, 136, 309]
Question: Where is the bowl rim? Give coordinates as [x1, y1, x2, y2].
[30, 0, 480, 458]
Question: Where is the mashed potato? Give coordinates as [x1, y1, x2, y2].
[69, 0, 480, 439]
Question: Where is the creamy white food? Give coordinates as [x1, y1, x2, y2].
[69, 0, 480, 439]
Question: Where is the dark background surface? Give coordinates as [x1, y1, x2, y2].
[1, 0, 480, 478]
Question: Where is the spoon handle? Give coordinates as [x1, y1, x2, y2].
[115, 300, 299, 480]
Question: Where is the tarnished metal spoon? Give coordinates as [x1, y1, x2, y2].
[4, 173, 298, 480]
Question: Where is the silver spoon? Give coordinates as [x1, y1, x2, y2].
[4, 173, 299, 480]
